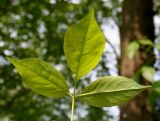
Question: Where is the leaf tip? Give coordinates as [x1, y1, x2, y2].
[146, 85, 152, 89]
[140, 85, 152, 91]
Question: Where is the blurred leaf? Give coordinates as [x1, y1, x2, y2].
[126, 41, 139, 59]
[77, 76, 150, 107]
[142, 66, 156, 82]
[64, 9, 105, 80]
[7, 57, 70, 98]
[138, 39, 153, 46]
[152, 81, 160, 94]
[155, 43, 160, 51]
[149, 91, 159, 106]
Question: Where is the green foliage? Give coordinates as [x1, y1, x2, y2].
[77, 76, 150, 107]
[126, 38, 156, 59]
[8, 9, 151, 121]
[152, 81, 160, 94]
[142, 66, 156, 82]
[7, 58, 69, 98]
[138, 38, 153, 46]
[126, 41, 139, 59]
[149, 81, 160, 107]
[64, 8, 105, 80]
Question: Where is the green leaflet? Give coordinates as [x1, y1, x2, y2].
[64, 9, 105, 80]
[77, 76, 150, 107]
[7, 57, 70, 98]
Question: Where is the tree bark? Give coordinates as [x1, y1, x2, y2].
[119, 0, 155, 121]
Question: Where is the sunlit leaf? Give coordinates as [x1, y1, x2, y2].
[77, 76, 150, 107]
[64, 9, 105, 80]
[7, 57, 70, 98]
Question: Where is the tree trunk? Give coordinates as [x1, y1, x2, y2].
[119, 0, 155, 121]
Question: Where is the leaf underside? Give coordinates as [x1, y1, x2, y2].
[77, 76, 151, 107]
[64, 9, 105, 80]
[7, 57, 69, 98]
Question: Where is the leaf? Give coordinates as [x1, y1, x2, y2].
[138, 39, 153, 46]
[64, 9, 105, 80]
[7, 57, 70, 98]
[77, 76, 150, 107]
[126, 41, 139, 59]
[142, 66, 156, 82]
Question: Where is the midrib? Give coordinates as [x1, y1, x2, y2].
[75, 15, 92, 80]
[77, 86, 150, 97]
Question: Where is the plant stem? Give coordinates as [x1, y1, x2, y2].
[71, 95, 75, 121]
[70, 83, 76, 121]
